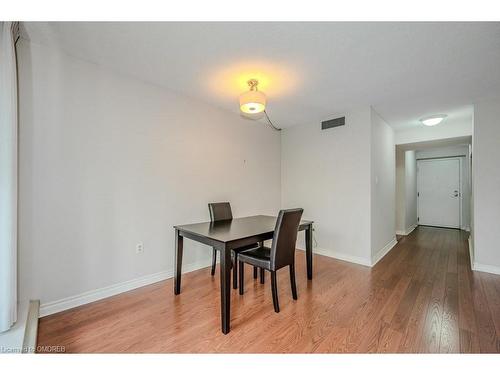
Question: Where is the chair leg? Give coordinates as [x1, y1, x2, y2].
[271, 271, 280, 313]
[260, 268, 265, 284]
[289, 264, 298, 300]
[232, 252, 238, 289]
[211, 248, 217, 276]
[239, 261, 244, 295]
[253, 266, 258, 279]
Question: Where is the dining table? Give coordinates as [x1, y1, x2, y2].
[173, 214, 314, 334]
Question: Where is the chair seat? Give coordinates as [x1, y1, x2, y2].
[238, 246, 271, 269]
[215, 243, 258, 257]
[233, 243, 259, 253]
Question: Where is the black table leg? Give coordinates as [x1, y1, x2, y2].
[220, 244, 231, 334]
[258, 241, 265, 284]
[305, 224, 313, 280]
[174, 229, 183, 294]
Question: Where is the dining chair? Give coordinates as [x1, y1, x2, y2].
[208, 202, 260, 289]
[237, 208, 304, 312]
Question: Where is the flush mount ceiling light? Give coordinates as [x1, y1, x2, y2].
[239, 79, 281, 131]
[420, 114, 447, 126]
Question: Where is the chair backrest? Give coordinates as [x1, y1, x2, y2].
[208, 202, 233, 222]
[270, 208, 304, 270]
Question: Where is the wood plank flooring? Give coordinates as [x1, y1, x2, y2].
[37, 226, 500, 353]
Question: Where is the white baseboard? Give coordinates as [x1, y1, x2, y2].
[396, 224, 417, 236]
[299, 247, 371, 267]
[39, 259, 210, 317]
[406, 224, 418, 235]
[472, 262, 500, 276]
[468, 236, 474, 269]
[371, 237, 398, 266]
[22, 300, 39, 353]
[299, 241, 398, 268]
[468, 235, 500, 275]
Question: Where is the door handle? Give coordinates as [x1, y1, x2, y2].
[453, 190, 459, 197]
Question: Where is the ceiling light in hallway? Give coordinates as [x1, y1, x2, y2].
[420, 114, 447, 126]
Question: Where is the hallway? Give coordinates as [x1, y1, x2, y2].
[37, 226, 500, 353]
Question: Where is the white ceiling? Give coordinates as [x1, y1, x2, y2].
[21, 22, 500, 130]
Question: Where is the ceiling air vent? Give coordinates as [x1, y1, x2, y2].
[321, 116, 345, 130]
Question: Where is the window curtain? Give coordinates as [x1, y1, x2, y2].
[0, 21, 19, 333]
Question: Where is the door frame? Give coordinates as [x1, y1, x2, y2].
[417, 156, 463, 229]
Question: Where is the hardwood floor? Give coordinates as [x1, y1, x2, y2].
[37, 226, 500, 353]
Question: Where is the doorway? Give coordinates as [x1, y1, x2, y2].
[417, 157, 461, 229]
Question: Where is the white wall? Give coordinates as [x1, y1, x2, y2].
[281, 106, 396, 266]
[404, 151, 418, 232]
[416, 145, 470, 230]
[17, 40, 281, 309]
[395, 148, 406, 233]
[370, 108, 396, 260]
[415, 145, 469, 159]
[395, 149, 417, 235]
[472, 97, 500, 273]
[396, 117, 472, 145]
[281, 108, 372, 265]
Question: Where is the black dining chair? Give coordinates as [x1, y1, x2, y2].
[208, 202, 260, 289]
[237, 208, 304, 313]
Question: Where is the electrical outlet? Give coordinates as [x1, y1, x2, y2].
[136, 242, 144, 254]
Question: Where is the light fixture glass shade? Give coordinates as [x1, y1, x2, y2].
[420, 115, 447, 126]
[239, 90, 266, 114]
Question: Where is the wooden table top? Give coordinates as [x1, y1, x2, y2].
[174, 215, 313, 243]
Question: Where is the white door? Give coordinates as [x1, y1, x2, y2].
[417, 158, 461, 228]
